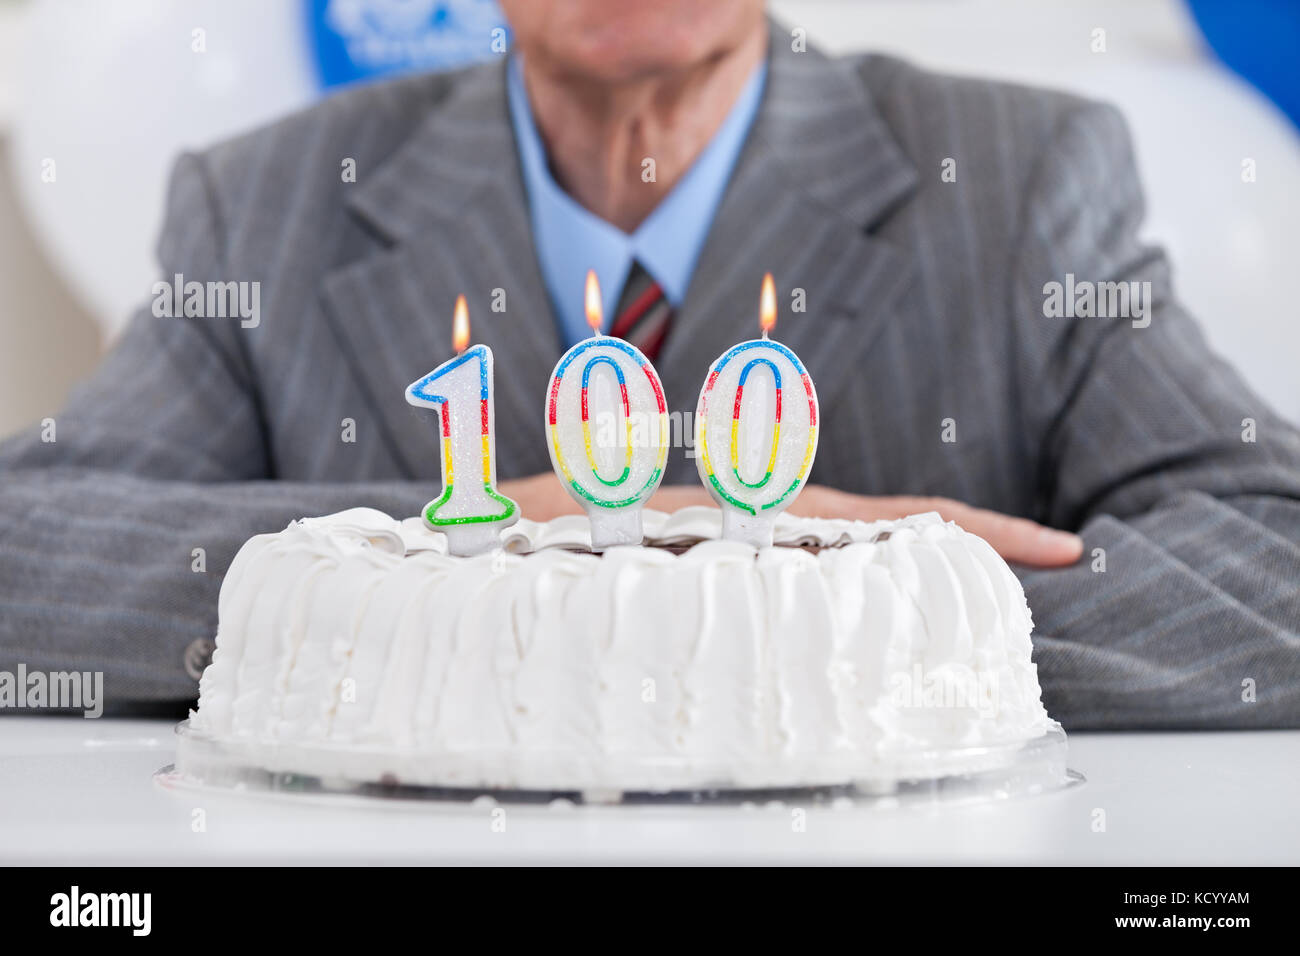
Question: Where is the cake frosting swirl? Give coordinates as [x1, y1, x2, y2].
[189, 507, 1057, 791]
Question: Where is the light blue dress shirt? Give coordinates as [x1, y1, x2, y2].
[506, 56, 767, 348]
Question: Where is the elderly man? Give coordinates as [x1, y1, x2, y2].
[1, 0, 1297, 726]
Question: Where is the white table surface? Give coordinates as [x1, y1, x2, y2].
[1, 717, 1297, 865]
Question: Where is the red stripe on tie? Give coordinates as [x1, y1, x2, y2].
[610, 281, 664, 339]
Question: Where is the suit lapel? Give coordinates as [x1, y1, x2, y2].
[321, 61, 560, 480]
[659, 31, 919, 479]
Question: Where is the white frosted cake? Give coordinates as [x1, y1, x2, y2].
[187, 507, 1058, 793]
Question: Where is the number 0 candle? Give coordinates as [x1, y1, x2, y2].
[405, 295, 519, 555]
[546, 271, 669, 549]
[695, 273, 819, 548]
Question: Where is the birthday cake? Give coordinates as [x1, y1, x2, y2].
[183, 279, 1063, 796]
[186, 506, 1059, 793]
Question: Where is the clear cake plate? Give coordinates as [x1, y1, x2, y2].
[157, 719, 1081, 807]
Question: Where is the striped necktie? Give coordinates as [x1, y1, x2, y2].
[610, 261, 673, 361]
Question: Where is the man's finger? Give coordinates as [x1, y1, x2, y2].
[941, 504, 1083, 568]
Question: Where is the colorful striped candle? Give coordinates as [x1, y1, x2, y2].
[545, 272, 669, 548]
[405, 295, 518, 555]
[695, 273, 819, 547]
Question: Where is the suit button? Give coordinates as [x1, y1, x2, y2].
[183, 638, 216, 680]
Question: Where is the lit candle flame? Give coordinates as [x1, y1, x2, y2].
[759, 272, 777, 336]
[451, 294, 470, 354]
[585, 270, 603, 335]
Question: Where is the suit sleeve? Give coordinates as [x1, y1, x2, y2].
[1010, 103, 1300, 729]
[0, 153, 427, 709]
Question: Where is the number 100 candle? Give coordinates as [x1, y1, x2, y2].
[546, 272, 669, 549]
[695, 273, 819, 548]
[405, 295, 519, 556]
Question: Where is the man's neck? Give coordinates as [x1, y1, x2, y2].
[518, 23, 768, 233]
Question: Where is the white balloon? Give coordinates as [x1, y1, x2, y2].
[10, 0, 317, 341]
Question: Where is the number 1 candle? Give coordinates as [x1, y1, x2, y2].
[546, 271, 669, 549]
[405, 295, 519, 555]
[695, 273, 819, 548]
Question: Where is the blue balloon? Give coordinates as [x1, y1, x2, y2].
[306, 0, 509, 90]
[1186, 0, 1300, 130]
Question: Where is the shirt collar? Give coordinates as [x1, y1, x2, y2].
[507, 55, 766, 346]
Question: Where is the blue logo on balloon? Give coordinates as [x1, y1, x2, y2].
[307, 0, 508, 90]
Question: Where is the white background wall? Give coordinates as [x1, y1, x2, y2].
[2, 0, 1298, 438]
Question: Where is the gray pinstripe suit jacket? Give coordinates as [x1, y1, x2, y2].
[2, 34, 1298, 726]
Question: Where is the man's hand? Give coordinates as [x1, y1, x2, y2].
[499, 472, 585, 518]
[499, 474, 1082, 568]
[499, 472, 720, 518]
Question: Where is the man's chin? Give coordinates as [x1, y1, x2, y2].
[502, 0, 765, 84]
